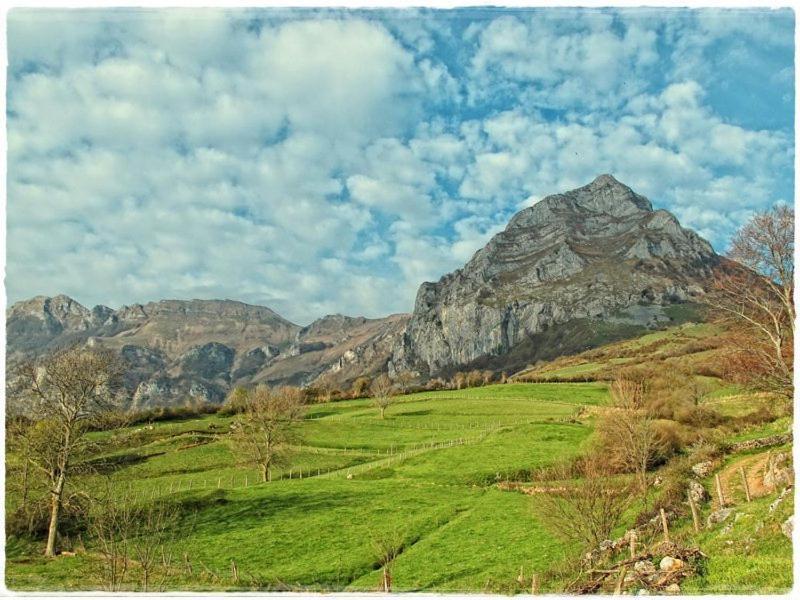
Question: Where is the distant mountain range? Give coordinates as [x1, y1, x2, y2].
[6, 175, 724, 407]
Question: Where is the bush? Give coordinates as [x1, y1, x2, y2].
[674, 405, 727, 428]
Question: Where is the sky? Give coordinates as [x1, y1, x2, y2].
[5, 7, 795, 325]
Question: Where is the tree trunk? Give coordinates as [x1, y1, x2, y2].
[261, 464, 268, 483]
[45, 469, 66, 557]
[380, 406, 386, 419]
[21, 459, 29, 510]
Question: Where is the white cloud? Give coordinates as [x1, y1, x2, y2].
[5, 8, 794, 324]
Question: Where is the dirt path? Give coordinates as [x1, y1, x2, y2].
[716, 451, 771, 506]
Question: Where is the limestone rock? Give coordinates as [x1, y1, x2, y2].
[707, 508, 735, 528]
[782, 516, 793, 539]
[691, 461, 714, 477]
[665, 583, 681, 595]
[391, 174, 718, 376]
[770, 486, 792, 513]
[688, 479, 709, 504]
[659, 556, 685, 572]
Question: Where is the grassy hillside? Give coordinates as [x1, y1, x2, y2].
[6, 322, 792, 593]
[6, 383, 604, 592]
[515, 322, 726, 383]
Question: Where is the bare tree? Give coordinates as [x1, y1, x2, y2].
[452, 372, 467, 390]
[13, 347, 124, 557]
[371, 374, 395, 419]
[371, 530, 404, 592]
[351, 376, 371, 399]
[394, 370, 415, 395]
[534, 456, 632, 552]
[596, 379, 666, 501]
[91, 490, 134, 591]
[708, 205, 794, 397]
[90, 485, 179, 592]
[129, 501, 178, 592]
[230, 385, 306, 482]
[466, 369, 483, 388]
[315, 371, 340, 403]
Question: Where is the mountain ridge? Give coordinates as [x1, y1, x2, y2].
[7, 174, 722, 404]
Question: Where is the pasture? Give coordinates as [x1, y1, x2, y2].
[6, 383, 606, 592]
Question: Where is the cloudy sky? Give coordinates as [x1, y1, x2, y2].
[6, 7, 794, 324]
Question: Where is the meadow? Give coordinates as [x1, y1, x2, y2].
[6, 383, 606, 592]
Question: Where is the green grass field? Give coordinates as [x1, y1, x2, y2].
[6, 383, 604, 592]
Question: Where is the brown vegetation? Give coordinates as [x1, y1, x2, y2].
[709, 205, 794, 398]
[229, 385, 306, 482]
[11, 347, 125, 557]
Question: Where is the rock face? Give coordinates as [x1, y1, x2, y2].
[6, 296, 408, 408]
[391, 175, 718, 376]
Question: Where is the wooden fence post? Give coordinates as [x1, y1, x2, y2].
[739, 466, 752, 502]
[614, 566, 627, 595]
[629, 531, 636, 558]
[231, 559, 239, 584]
[660, 508, 670, 542]
[531, 573, 540, 595]
[715, 473, 726, 507]
[688, 490, 701, 533]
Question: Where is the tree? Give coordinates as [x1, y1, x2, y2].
[230, 385, 306, 482]
[14, 347, 124, 557]
[394, 370, 415, 395]
[225, 386, 250, 413]
[90, 483, 179, 591]
[534, 456, 632, 552]
[315, 371, 340, 403]
[595, 379, 667, 501]
[466, 369, 483, 387]
[452, 372, 467, 390]
[370, 374, 395, 419]
[352, 376, 371, 399]
[709, 205, 794, 398]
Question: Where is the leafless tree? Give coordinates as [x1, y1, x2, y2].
[230, 385, 306, 482]
[466, 369, 483, 388]
[130, 501, 179, 591]
[708, 205, 794, 397]
[596, 379, 666, 501]
[394, 370, 415, 395]
[351, 376, 371, 399]
[371, 530, 404, 592]
[370, 374, 395, 419]
[12, 347, 125, 557]
[534, 456, 632, 552]
[452, 372, 467, 390]
[315, 371, 339, 403]
[90, 484, 179, 591]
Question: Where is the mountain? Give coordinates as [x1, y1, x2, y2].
[389, 174, 719, 377]
[6, 296, 407, 408]
[6, 174, 722, 404]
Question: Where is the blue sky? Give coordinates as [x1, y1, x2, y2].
[6, 7, 795, 324]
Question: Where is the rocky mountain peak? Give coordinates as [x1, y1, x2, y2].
[392, 175, 719, 376]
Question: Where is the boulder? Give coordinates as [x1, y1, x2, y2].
[691, 461, 714, 477]
[706, 508, 735, 528]
[665, 583, 681, 595]
[769, 486, 792, 513]
[782, 516, 793, 540]
[659, 556, 685, 572]
[688, 479, 709, 504]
